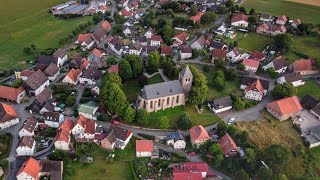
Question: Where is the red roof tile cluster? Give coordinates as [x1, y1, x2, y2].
[242, 58, 260, 68]
[212, 49, 227, 59]
[136, 140, 153, 152]
[120, 9, 133, 17]
[266, 96, 303, 117]
[92, 48, 103, 58]
[245, 79, 264, 96]
[108, 64, 119, 73]
[17, 158, 41, 180]
[218, 133, 240, 156]
[77, 34, 91, 44]
[101, 20, 111, 31]
[190, 12, 204, 23]
[189, 125, 210, 141]
[161, 46, 173, 55]
[292, 58, 319, 72]
[184, 162, 208, 172]
[231, 13, 248, 23]
[66, 68, 82, 82]
[0, 103, 18, 123]
[173, 32, 189, 42]
[173, 171, 202, 180]
[54, 118, 73, 143]
[277, 15, 287, 22]
[0, 86, 24, 102]
[151, 35, 164, 43]
[74, 115, 96, 134]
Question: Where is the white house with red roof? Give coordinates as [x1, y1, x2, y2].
[150, 35, 163, 47]
[172, 32, 189, 47]
[256, 23, 287, 36]
[231, 13, 248, 27]
[75, 33, 95, 51]
[19, 117, 38, 138]
[119, 9, 133, 18]
[136, 140, 153, 157]
[161, 46, 173, 56]
[242, 58, 260, 73]
[62, 68, 82, 85]
[71, 115, 102, 142]
[190, 12, 204, 23]
[0, 85, 25, 104]
[291, 58, 320, 76]
[249, 51, 265, 61]
[244, 79, 264, 101]
[16, 158, 41, 180]
[144, 28, 156, 39]
[172, 162, 210, 178]
[276, 15, 288, 25]
[173, 171, 202, 180]
[218, 133, 240, 157]
[291, 19, 301, 28]
[54, 118, 73, 150]
[267, 96, 303, 121]
[189, 125, 210, 148]
[0, 103, 19, 129]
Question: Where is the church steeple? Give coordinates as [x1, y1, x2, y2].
[179, 65, 193, 92]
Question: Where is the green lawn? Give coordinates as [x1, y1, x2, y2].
[122, 80, 141, 104]
[237, 32, 273, 52]
[297, 80, 320, 99]
[147, 74, 164, 84]
[151, 105, 221, 128]
[0, 0, 92, 70]
[288, 36, 320, 61]
[243, 0, 320, 24]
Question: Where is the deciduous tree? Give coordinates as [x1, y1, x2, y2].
[119, 60, 132, 81]
[177, 112, 192, 130]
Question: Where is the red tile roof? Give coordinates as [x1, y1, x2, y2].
[218, 133, 239, 156]
[277, 15, 287, 22]
[151, 35, 164, 43]
[17, 158, 41, 180]
[98, 4, 107, 11]
[245, 79, 264, 96]
[21, 70, 35, 77]
[80, 59, 90, 70]
[173, 32, 189, 42]
[54, 129, 70, 143]
[59, 118, 73, 132]
[173, 172, 202, 180]
[292, 58, 318, 72]
[266, 96, 303, 117]
[108, 64, 119, 73]
[242, 58, 260, 68]
[292, 19, 301, 26]
[212, 49, 227, 59]
[189, 125, 210, 141]
[184, 162, 208, 172]
[92, 48, 102, 58]
[250, 51, 265, 61]
[161, 46, 173, 55]
[120, 9, 133, 17]
[0, 103, 18, 123]
[136, 140, 153, 152]
[101, 20, 111, 31]
[231, 13, 248, 23]
[66, 68, 82, 82]
[77, 34, 91, 44]
[0, 86, 24, 102]
[74, 115, 96, 134]
[190, 12, 204, 23]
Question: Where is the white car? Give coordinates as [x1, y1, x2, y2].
[228, 118, 235, 125]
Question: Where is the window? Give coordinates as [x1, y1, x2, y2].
[185, 79, 187, 82]
[150, 101, 153, 109]
[158, 99, 161, 107]
[167, 97, 170, 105]
[176, 95, 179, 103]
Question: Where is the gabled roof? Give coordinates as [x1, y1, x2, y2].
[272, 56, 288, 70]
[266, 96, 303, 117]
[77, 34, 91, 44]
[292, 58, 319, 72]
[180, 65, 193, 78]
[35, 88, 52, 104]
[21, 70, 35, 77]
[190, 12, 204, 22]
[101, 20, 111, 31]
[37, 55, 58, 66]
[21, 116, 37, 133]
[17, 158, 41, 179]
[59, 118, 74, 132]
[260, 13, 272, 19]
[80, 59, 90, 70]
[108, 64, 119, 73]
[65, 68, 82, 82]
[53, 48, 67, 58]
[167, 130, 185, 142]
[193, 35, 206, 47]
[173, 32, 189, 42]
[136, 140, 153, 152]
[0, 86, 24, 102]
[189, 125, 210, 141]
[180, 46, 192, 53]
[103, 131, 116, 144]
[109, 124, 132, 141]
[231, 13, 248, 23]
[277, 15, 287, 22]
[212, 49, 227, 59]
[44, 112, 61, 122]
[218, 133, 239, 156]
[43, 63, 59, 77]
[19, 136, 35, 149]
[120, 9, 133, 16]
[0, 103, 18, 123]
[241, 76, 269, 90]
[283, 73, 303, 83]
[242, 58, 260, 68]
[183, 162, 208, 172]
[245, 79, 264, 96]
[173, 171, 202, 180]
[151, 35, 163, 42]
[23, 70, 48, 91]
[145, 27, 156, 35]
[91, 27, 106, 41]
[209, 96, 232, 109]
[140, 80, 184, 100]
[292, 19, 301, 25]
[250, 51, 265, 61]
[301, 95, 320, 110]
[210, 41, 225, 49]
[81, 67, 103, 80]
[74, 115, 96, 134]
[161, 46, 173, 55]
[135, 35, 147, 43]
[92, 48, 103, 58]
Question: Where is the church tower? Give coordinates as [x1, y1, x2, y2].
[179, 65, 193, 92]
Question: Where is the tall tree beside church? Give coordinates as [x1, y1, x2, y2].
[188, 65, 208, 105]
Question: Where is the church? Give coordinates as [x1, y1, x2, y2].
[135, 65, 193, 112]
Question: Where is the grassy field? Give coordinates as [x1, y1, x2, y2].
[0, 0, 92, 71]
[0, 133, 12, 159]
[243, 0, 320, 24]
[289, 36, 320, 61]
[151, 105, 221, 128]
[147, 74, 164, 84]
[237, 32, 273, 52]
[297, 80, 320, 99]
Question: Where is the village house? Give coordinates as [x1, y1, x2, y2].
[16, 136, 36, 156]
[208, 96, 233, 113]
[180, 46, 193, 60]
[240, 76, 269, 96]
[209, 41, 227, 51]
[227, 47, 242, 63]
[250, 51, 265, 61]
[167, 130, 186, 149]
[218, 133, 240, 157]
[0, 85, 25, 104]
[242, 58, 260, 73]
[276, 15, 288, 25]
[88, 48, 106, 63]
[256, 23, 287, 36]
[0, 103, 20, 129]
[118, 0, 128, 7]
[43, 63, 60, 81]
[150, 35, 163, 47]
[26, 88, 55, 114]
[135, 66, 193, 112]
[172, 32, 189, 47]
[191, 35, 206, 50]
[119, 8, 133, 18]
[291, 58, 320, 76]
[23, 70, 50, 96]
[107, 64, 119, 74]
[172, 162, 209, 178]
[190, 12, 204, 23]
[211, 49, 227, 63]
[108, 124, 133, 149]
[99, 132, 116, 151]
[189, 125, 210, 148]
[71, 115, 102, 142]
[53, 48, 68, 67]
[301, 95, 320, 110]
[16, 158, 41, 180]
[43, 112, 65, 128]
[91, 80, 101, 95]
[266, 96, 302, 121]
[15, 70, 35, 81]
[144, 28, 156, 39]
[79, 67, 103, 86]
[129, 42, 142, 55]
[75, 33, 95, 51]
[86, 0, 108, 14]
[262, 56, 288, 73]
[108, 36, 124, 56]
[91, 27, 107, 44]
[136, 140, 153, 157]
[62, 68, 82, 85]
[133, 35, 147, 47]
[161, 46, 173, 56]
[259, 13, 273, 22]
[123, 25, 137, 36]
[244, 79, 265, 101]
[54, 118, 73, 151]
[78, 101, 99, 120]
[231, 13, 249, 27]
[18, 117, 38, 138]
[145, 46, 158, 56]
[277, 73, 305, 87]
[291, 19, 302, 28]
[173, 171, 202, 180]
[215, 23, 227, 35]
[305, 125, 320, 148]
[311, 105, 320, 119]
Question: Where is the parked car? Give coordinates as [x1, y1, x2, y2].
[228, 118, 235, 125]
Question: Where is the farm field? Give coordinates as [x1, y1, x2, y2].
[0, 0, 91, 71]
[243, 0, 320, 24]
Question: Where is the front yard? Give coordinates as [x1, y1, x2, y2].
[297, 80, 320, 99]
